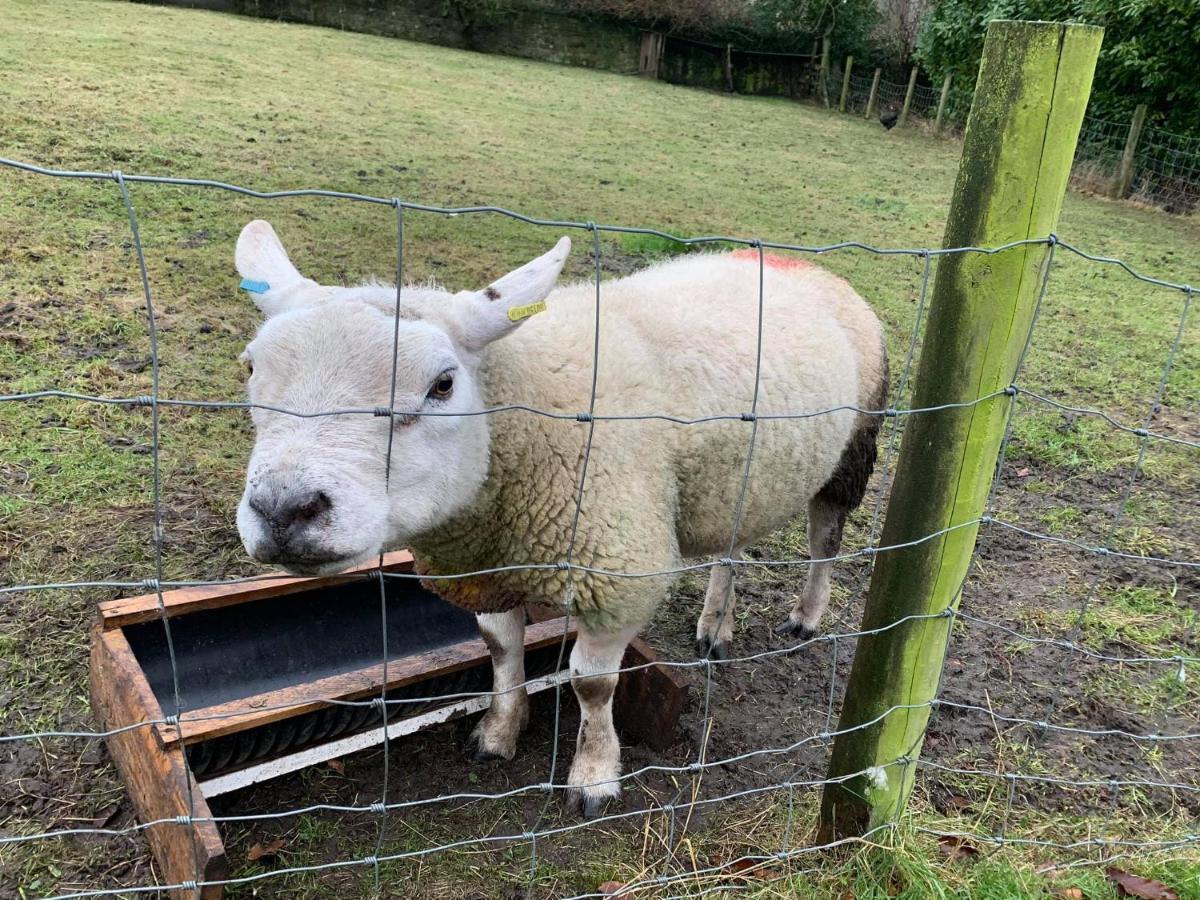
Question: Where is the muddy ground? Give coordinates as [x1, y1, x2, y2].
[2, 444, 1197, 898]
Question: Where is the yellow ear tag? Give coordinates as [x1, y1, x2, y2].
[507, 300, 547, 323]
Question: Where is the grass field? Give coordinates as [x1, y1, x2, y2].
[1, 1, 1198, 897]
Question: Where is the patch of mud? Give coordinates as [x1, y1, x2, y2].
[3, 458, 1197, 897]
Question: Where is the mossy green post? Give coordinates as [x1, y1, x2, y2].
[818, 20, 1102, 841]
[839, 56, 853, 112]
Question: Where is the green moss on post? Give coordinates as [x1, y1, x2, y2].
[818, 20, 1102, 841]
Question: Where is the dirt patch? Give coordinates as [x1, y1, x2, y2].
[3, 459, 1197, 897]
[200, 464, 1197, 895]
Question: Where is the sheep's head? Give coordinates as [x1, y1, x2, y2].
[233, 220, 570, 575]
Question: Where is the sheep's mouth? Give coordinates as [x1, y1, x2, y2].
[273, 552, 366, 577]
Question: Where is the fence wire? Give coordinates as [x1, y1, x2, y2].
[825, 68, 1200, 213]
[0, 158, 1196, 899]
[1068, 115, 1200, 212]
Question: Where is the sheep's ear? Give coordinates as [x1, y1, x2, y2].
[456, 236, 571, 350]
[235, 220, 323, 317]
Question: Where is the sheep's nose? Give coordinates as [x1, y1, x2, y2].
[250, 489, 332, 536]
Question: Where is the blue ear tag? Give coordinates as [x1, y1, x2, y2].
[240, 278, 270, 294]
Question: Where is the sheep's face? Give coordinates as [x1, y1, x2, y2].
[233, 220, 570, 576]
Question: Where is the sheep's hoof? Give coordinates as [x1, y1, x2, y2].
[565, 786, 616, 820]
[774, 618, 819, 641]
[467, 729, 514, 764]
[695, 635, 731, 662]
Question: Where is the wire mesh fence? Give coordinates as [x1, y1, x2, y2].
[825, 62, 1199, 215]
[1069, 112, 1200, 212]
[1129, 126, 1200, 213]
[0, 155, 1197, 899]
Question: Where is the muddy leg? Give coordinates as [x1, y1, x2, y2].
[776, 496, 847, 639]
[470, 608, 529, 762]
[565, 623, 639, 819]
[695, 551, 742, 660]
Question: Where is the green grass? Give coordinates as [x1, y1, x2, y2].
[1, 1, 1198, 897]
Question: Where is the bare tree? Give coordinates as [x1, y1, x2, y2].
[872, 0, 929, 57]
[565, 0, 751, 37]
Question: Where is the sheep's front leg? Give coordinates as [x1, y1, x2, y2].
[695, 550, 742, 660]
[566, 624, 638, 819]
[776, 496, 847, 639]
[470, 608, 529, 762]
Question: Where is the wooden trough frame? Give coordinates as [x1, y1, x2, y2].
[90, 551, 688, 898]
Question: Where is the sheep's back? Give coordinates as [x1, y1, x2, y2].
[481, 252, 872, 571]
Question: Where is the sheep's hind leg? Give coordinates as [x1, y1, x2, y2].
[470, 608, 529, 762]
[775, 496, 847, 640]
[695, 550, 743, 661]
[565, 623, 639, 819]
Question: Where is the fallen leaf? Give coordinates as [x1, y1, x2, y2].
[937, 835, 981, 862]
[1016, 467, 1032, 477]
[717, 858, 781, 879]
[945, 794, 971, 810]
[91, 803, 122, 828]
[326, 759, 346, 774]
[598, 882, 628, 896]
[1055, 889, 1084, 899]
[247, 838, 285, 862]
[1105, 867, 1178, 899]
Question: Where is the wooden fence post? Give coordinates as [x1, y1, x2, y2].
[934, 73, 953, 132]
[897, 65, 919, 127]
[818, 19, 1102, 841]
[1111, 103, 1148, 199]
[638, 31, 663, 79]
[839, 56, 854, 112]
[819, 35, 831, 106]
[724, 43, 734, 92]
[865, 67, 882, 119]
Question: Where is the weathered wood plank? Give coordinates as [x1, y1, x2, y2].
[98, 550, 414, 628]
[91, 625, 227, 898]
[158, 617, 576, 747]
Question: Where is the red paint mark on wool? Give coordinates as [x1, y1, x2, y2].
[728, 248, 816, 271]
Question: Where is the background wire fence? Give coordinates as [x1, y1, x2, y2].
[0, 156, 1197, 898]
[1070, 114, 1200, 212]
[827, 65, 1199, 215]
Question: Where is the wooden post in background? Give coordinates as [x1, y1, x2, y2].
[934, 73, 953, 132]
[897, 65, 919, 127]
[819, 35, 831, 106]
[724, 43, 734, 92]
[1111, 103, 1148, 199]
[865, 67, 882, 119]
[839, 55, 854, 112]
[818, 19, 1102, 840]
[638, 31, 663, 79]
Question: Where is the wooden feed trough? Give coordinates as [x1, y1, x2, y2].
[90, 551, 688, 898]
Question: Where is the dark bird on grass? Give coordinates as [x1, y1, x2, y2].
[879, 101, 900, 130]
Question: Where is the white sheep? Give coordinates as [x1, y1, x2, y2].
[233, 220, 888, 817]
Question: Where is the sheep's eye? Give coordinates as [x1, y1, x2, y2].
[428, 372, 454, 401]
